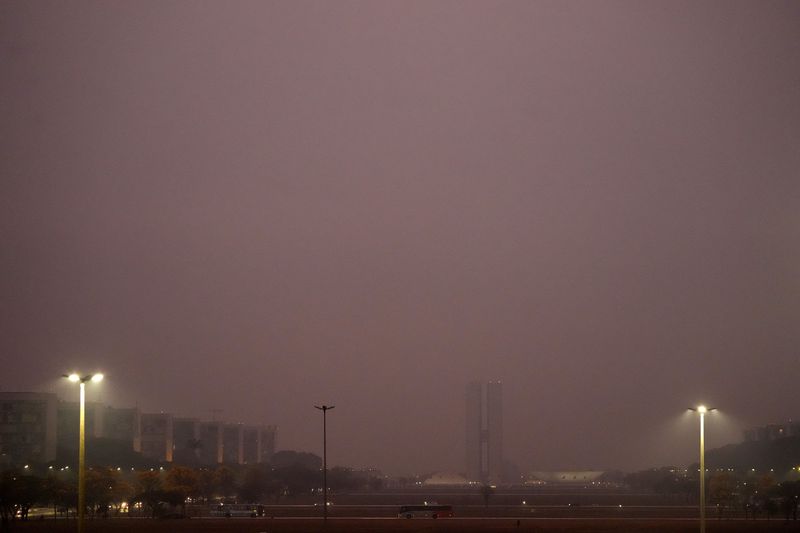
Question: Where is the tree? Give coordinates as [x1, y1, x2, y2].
[756, 473, 778, 520]
[779, 480, 800, 522]
[214, 467, 237, 500]
[270, 451, 322, 470]
[197, 469, 217, 503]
[328, 467, 360, 492]
[239, 466, 268, 503]
[273, 463, 317, 499]
[85, 468, 114, 517]
[165, 466, 200, 515]
[133, 470, 164, 518]
[708, 471, 734, 519]
[42, 473, 73, 519]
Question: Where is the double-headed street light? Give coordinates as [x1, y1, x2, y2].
[314, 405, 334, 524]
[64, 373, 103, 533]
[689, 405, 716, 533]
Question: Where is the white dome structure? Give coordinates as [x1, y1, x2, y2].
[422, 472, 470, 486]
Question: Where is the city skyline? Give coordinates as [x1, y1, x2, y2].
[2, 1, 799, 476]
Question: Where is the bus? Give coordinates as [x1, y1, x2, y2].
[210, 503, 263, 518]
[397, 504, 454, 519]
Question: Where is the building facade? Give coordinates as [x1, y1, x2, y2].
[0, 391, 276, 468]
[103, 406, 142, 453]
[141, 413, 173, 462]
[199, 421, 224, 465]
[0, 392, 58, 465]
[465, 381, 504, 484]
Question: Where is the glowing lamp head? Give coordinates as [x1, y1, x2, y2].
[697, 405, 708, 414]
[67, 374, 80, 383]
[91, 373, 104, 383]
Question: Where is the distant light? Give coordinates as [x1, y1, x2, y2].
[91, 373, 104, 383]
[67, 374, 80, 383]
[522, 501, 527, 505]
[23, 465, 29, 469]
[697, 405, 707, 414]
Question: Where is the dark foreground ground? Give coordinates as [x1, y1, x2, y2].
[7, 518, 800, 533]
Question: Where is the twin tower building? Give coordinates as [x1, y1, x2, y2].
[465, 380, 503, 484]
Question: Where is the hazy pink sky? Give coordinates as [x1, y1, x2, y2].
[2, 1, 799, 474]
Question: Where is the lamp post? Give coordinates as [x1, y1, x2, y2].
[64, 373, 103, 533]
[689, 405, 716, 533]
[314, 405, 334, 524]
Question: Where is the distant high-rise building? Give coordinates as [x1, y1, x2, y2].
[104, 406, 142, 452]
[465, 381, 503, 484]
[465, 382, 483, 482]
[199, 421, 224, 465]
[0, 392, 58, 465]
[486, 381, 503, 484]
[223, 423, 244, 465]
[173, 418, 202, 463]
[260, 425, 277, 463]
[57, 401, 106, 452]
[141, 413, 173, 462]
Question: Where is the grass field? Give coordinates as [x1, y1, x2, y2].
[8, 517, 800, 533]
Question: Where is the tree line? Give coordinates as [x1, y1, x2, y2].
[0, 450, 384, 528]
[625, 466, 800, 521]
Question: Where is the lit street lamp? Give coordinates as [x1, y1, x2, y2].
[64, 373, 103, 533]
[688, 405, 716, 533]
[314, 404, 334, 524]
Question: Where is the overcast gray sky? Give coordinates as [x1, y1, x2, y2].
[1, 1, 799, 475]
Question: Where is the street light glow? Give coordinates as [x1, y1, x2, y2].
[697, 405, 707, 414]
[62, 371, 104, 533]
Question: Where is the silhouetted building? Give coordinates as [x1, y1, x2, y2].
[242, 425, 260, 464]
[103, 406, 142, 453]
[57, 400, 106, 452]
[0, 392, 58, 465]
[141, 413, 173, 462]
[172, 417, 202, 463]
[223, 423, 244, 464]
[744, 421, 800, 442]
[465, 382, 483, 482]
[2, 391, 277, 468]
[465, 381, 504, 484]
[260, 425, 277, 463]
[486, 380, 503, 484]
[199, 421, 224, 465]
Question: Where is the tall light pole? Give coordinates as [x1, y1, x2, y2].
[314, 405, 334, 524]
[65, 372, 103, 533]
[689, 405, 716, 533]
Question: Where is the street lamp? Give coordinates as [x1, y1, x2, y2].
[688, 405, 716, 533]
[64, 373, 103, 533]
[314, 405, 334, 524]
